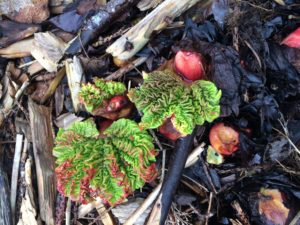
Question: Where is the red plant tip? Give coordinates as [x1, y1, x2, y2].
[209, 122, 239, 156]
[158, 117, 183, 141]
[107, 95, 129, 112]
[281, 27, 300, 49]
[174, 50, 205, 81]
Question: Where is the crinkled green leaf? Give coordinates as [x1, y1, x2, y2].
[53, 119, 157, 206]
[128, 70, 222, 135]
[80, 78, 126, 113]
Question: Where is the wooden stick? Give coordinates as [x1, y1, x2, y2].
[29, 99, 56, 225]
[40, 67, 66, 104]
[106, 0, 212, 60]
[105, 56, 147, 81]
[10, 134, 24, 223]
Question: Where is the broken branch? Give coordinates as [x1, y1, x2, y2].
[66, 0, 138, 55]
[106, 0, 212, 60]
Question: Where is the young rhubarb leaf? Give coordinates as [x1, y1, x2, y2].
[53, 118, 157, 206]
[128, 70, 222, 136]
[80, 78, 126, 114]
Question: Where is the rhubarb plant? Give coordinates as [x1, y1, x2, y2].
[53, 118, 157, 206]
[80, 78, 132, 119]
[128, 70, 222, 136]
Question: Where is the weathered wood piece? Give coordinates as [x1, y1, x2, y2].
[28, 99, 56, 225]
[31, 32, 67, 72]
[65, 56, 85, 112]
[107, 0, 212, 60]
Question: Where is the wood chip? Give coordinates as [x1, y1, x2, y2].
[31, 32, 67, 72]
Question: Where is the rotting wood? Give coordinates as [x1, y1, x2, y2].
[106, 0, 212, 61]
[28, 99, 56, 225]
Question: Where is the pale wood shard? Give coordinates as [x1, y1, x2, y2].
[0, 38, 34, 58]
[65, 56, 85, 112]
[106, 0, 212, 60]
[28, 99, 56, 225]
[95, 202, 115, 225]
[137, 0, 162, 11]
[31, 32, 67, 72]
[10, 134, 24, 223]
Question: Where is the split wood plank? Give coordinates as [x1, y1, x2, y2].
[28, 99, 56, 225]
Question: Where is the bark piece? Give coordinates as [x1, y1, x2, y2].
[106, 0, 212, 60]
[0, 0, 49, 24]
[0, 38, 34, 58]
[28, 99, 56, 225]
[0, 20, 40, 48]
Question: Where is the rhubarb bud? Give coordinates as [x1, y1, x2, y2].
[174, 50, 205, 81]
[106, 95, 129, 112]
[209, 122, 239, 156]
[281, 27, 300, 49]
